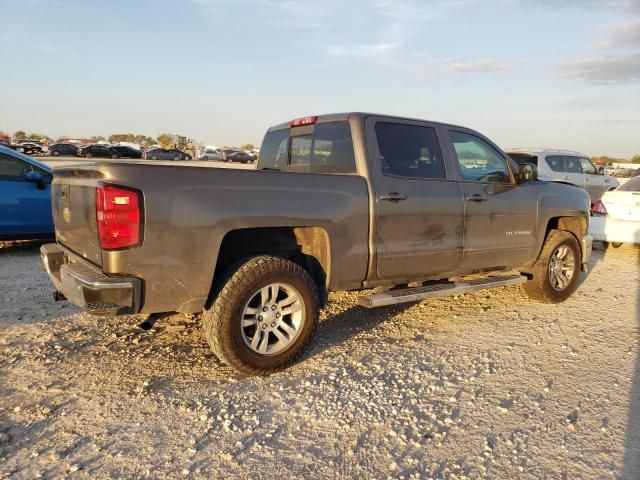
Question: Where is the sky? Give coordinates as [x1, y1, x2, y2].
[1, 0, 639, 157]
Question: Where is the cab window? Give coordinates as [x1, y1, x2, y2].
[375, 122, 446, 179]
[450, 131, 511, 183]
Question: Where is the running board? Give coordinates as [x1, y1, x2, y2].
[358, 274, 527, 308]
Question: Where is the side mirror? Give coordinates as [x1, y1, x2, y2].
[598, 167, 605, 175]
[518, 163, 537, 182]
[25, 171, 47, 189]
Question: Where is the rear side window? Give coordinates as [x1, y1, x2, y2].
[545, 155, 565, 172]
[260, 121, 357, 174]
[618, 176, 640, 192]
[509, 153, 538, 166]
[375, 122, 446, 179]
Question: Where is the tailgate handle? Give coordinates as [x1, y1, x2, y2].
[465, 194, 488, 202]
[380, 192, 408, 202]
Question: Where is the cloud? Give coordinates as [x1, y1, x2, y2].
[326, 43, 399, 59]
[598, 19, 640, 49]
[560, 53, 640, 84]
[443, 59, 517, 73]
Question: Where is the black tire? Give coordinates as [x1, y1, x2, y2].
[523, 229, 581, 303]
[85, 152, 92, 159]
[173, 155, 180, 161]
[52, 150, 60, 156]
[611, 242, 623, 248]
[202, 255, 319, 375]
[151, 156, 157, 160]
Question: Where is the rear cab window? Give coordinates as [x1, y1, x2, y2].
[259, 121, 357, 174]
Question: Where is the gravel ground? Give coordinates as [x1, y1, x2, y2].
[0, 241, 639, 479]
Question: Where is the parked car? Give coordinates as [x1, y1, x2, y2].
[79, 144, 121, 159]
[41, 112, 593, 375]
[111, 145, 142, 159]
[49, 143, 79, 157]
[200, 149, 222, 161]
[0, 146, 54, 239]
[507, 149, 619, 206]
[145, 148, 192, 160]
[226, 151, 256, 163]
[590, 176, 640, 247]
[11, 142, 45, 155]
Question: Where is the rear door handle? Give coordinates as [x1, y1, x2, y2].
[465, 194, 488, 202]
[379, 192, 408, 202]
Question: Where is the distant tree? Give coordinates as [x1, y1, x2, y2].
[240, 143, 255, 151]
[631, 155, 640, 164]
[157, 133, 173, 148]
[109, 133, 137, 143]
[14, 130, 26, 141]
[134, 135, 155, 146]
[91, 135, 106, 142]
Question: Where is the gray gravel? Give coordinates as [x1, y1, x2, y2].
[0, 241, 639, 479]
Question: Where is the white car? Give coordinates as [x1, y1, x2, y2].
[589, 176, 640, 247]
[507, 149, 619, 206]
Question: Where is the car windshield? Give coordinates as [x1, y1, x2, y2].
[618, 176, 640, 192]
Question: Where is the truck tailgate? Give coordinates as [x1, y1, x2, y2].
[51, 173, 102, 266]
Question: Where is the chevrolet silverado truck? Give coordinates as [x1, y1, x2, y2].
[41, 113, 593, 374]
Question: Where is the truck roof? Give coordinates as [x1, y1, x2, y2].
[267, 112, 469, 132]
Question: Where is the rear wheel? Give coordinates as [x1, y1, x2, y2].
[523, 230, 581, 303]
[202, 255, 319, 375]
[52, 150, 60, 156]
[85, 152, 92, 159]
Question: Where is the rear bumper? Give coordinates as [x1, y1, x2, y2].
[589, 215, 640, 244]
[41, 243, 142, 316]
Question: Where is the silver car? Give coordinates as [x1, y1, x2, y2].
[200, 149, 222, 161]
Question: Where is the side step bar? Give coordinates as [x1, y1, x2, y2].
[358, 274, 527, 308]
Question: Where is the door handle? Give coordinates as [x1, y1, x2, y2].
[465, 194, 488, 202]
[379, 192, 408, 202]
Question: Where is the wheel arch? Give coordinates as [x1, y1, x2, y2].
[208, 226, 331, 307]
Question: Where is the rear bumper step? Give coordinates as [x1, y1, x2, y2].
[41, 243, 141, 316]
[358, 274, 527, 308]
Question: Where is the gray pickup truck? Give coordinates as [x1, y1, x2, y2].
[42, 112, 593, 374]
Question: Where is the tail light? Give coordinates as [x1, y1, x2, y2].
[96, 183, 143, 250]
[592, 199, 607, 215]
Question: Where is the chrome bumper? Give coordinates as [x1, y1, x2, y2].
[41, 243, 141, 316]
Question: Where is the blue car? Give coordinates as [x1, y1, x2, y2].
[0, 146, 54, 239]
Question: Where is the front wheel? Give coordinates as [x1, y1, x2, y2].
[52, 150, 60, 156]
[85, 152, 92, 159]
[202, 255, 319, 375]
[522, 229, 581, 303]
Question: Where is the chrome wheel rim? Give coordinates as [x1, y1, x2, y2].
[241, 283, 305, 355]
[548, 245, 575, 291]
